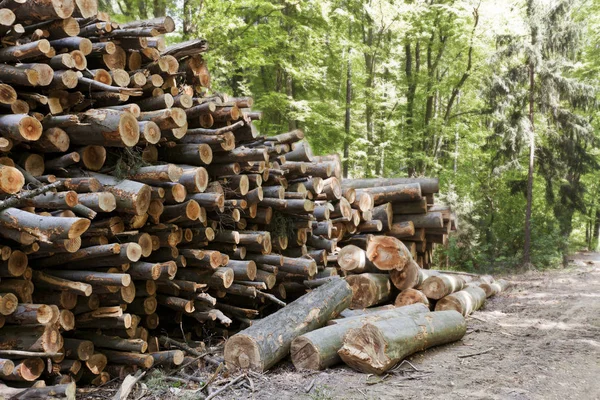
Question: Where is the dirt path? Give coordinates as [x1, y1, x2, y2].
[242, 258, 600, 400]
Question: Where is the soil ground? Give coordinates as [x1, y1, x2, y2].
[234, 256, 600, 400]
[85, 255, 600, 400]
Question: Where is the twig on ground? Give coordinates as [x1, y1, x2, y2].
[390, 359, 421, 373]
[469, 315, 489, 323]
[160, 335, 221, 367]
[198, 363, 223, 391]
[205, 374, 246, 400]
[304, 379, 315, 393]
[458, 347, 495, 358]
[112, 370, 146, 400]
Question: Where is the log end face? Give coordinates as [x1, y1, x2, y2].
[338, 324, 390, 375]
[7, 250, 27, 277]
[119, 112, 141, 147]
[224, 334, 262, 371]
[290, 336, 321, 371]
[0, 359, 14, 375]
[18, 116, 43, 142]
[79, 145, 106, 171]
[133, 184, 152, 216]
[68, 218, 91, 239]
[76, 0, 98, 18]
[19, 358, 45, 381]
[395, 289, 429, 307]
[0, 165, 24, 194]
[0, 293, 18, 315]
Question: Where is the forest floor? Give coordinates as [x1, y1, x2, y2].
[223, 255, 600, 400]
[96, 255, 600, 400]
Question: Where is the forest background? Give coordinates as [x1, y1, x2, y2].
[101, 0, 600, 272]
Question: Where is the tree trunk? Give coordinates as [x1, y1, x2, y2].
[421, 274, 465, 300]
[355, 184, 421, 205]
[224, 278, 352, 371]
[290, 304, 428, 370]
[365, 236, 411, 271]
[394, 288, 429, 307]
[342, 178, 439, 194]
[0, 207, 90, 241]
[435, 285, 486, 316]
[389, 259, 420, 290]
[345, 273, 391, 309]
[523, 61, 535, 266]
[339, 311, 466, 374]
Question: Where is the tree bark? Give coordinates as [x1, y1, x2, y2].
[345, 273, 392, 309]
[421, 275, 465, 300]
[394, 288, 429, 307]
[338, 311, 466, 374]
[365, 236, 411, 271]
[342, 178, 439, 194]
[435, 285, 486, 316]
[224, 278, 352, 371]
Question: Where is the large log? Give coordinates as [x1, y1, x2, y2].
[338, 311, 466, 374]
[393, 212, 444, 229]
[224, 277, 352, 371]
[87, 173, 151, 215]
[394, 288, 430, 307]
[345, 273, 392, 309]
[290, 304, 429, 370]
[342, 178, 439, 194]
[389, 259, 420, 290]
[337, 245, 378, 274]
[365, 236, 411, 271]
[0, 208, 90, 241]
[354, 184, 421, 205]
[421, 274, 465, 300]
[435, 285, 487, 316]
[0, 325, 62, 353]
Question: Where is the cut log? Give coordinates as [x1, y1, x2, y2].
[87, 173, 151, 216]
[393, 212, 444, 229]
[389, 260, 420, 290]
[345, 273, 392, 309]
[290, 303, 429, 370]
[0, 165, 24, 194]
[365, 236, 411, 271]
[337, 245, 378, 274]
[355, 184, 421, 205]
[224, 277, 352, 371]
[0, 325, 62, 353]
[342, 178, 439, 194]
[394, 289, 429, 307]
[338, 311, 466, 374]
[4, 304, 54, 325]
[435, 285, 486, 316]
[0, 358, 44, 382]
[0, 115, 43, 142]
[0, 208, 90, 241]
[421, 275, 465, 300]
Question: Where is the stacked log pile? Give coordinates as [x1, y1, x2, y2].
[0, 0, 514, 391]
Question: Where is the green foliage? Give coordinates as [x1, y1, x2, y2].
[99, 0, 600, 270]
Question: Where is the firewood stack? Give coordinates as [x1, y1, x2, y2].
[0, 0, 509, 391]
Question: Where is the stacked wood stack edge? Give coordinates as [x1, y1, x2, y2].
[0, 1, 511, 397]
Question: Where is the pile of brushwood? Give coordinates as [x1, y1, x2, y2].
[0, 2, 511, 397]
